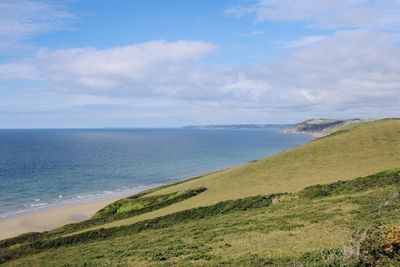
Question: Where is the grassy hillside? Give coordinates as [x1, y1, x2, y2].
[286, 118, 366, 136]
[85, 119, 400, 230]
[2, 169, 400, 266]
[1, 119, 400, 266]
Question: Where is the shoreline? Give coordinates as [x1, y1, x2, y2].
[0, 166, 236, 241]
[0, 131, 312, 241]
[0, 186, 158, 240]
[0, 184, 160, 220]
[282, 128, 326, 138]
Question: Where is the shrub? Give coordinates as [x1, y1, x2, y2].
[382, 226, 400, 260]
[312, 226, 400, 266]
[51, 187, 207, 235]
[299, 169, 400, 199]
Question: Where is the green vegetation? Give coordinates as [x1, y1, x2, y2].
[286, 118, 367, 136]
[83, 119, 400, 230]
[1, 168, 400, 265]
[299, 168, 400, 199]
[1, 119, 400, 266]
[94, 187, 207, 219]
[0, 187, 207, 248]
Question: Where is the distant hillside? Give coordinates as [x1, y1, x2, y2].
[183, 119, 366, 137]
[285, 118, 367, 137]
[183, 124, 290, 130]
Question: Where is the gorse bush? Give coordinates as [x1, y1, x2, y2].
[226, 227, 400, 266]
[0, 232, 41, 249]
[383, 226, 400, 260]
[35, 194, 278, 248]
[314, 226, 400, 266]
[93, 190, 189, 218]
[52, 187, 207, 235]
[299, 169, 400, 199]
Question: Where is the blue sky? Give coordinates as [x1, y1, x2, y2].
[0, 0, 400, 128]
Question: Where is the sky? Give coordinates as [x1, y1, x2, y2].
[0, 0, 400, 128]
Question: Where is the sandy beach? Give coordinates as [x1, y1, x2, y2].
[0, 196, 125, 240]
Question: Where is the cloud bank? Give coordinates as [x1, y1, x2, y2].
[227, 0, 400, 30]
[1, 0, 400, 126]
[3, 30, 400, 121]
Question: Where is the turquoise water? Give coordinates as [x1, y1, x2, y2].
[0, 128, 310, 218]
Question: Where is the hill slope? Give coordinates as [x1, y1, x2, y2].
[92, 119, 400, 229]
[1, 119, 400, 266]
[285, 118, 366, 137]
[3, 168, 400, 266]
[20, 118, 399, 235]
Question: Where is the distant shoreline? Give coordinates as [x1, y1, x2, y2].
[282, 128, 326, 138]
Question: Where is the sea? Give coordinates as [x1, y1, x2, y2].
[0, 128, 311, 218]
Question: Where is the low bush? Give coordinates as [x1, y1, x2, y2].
[0, 232, 42, 249]
[305, 226, 400, 266]
[93, 190, 188, 218]
[48, 187, 206, 235]
[299, 168, 400, 199]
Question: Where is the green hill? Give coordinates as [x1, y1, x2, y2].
[92, 118, 399, 230]
[1, 119, 400, 266]
[285, 118, 366, 136]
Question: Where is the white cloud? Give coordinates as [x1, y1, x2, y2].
[34, 40, 217, 94]
[0, 0, 74, 49]
[0, 62, 40, 80]
[227, 0, 400, 30]
[67, 95, 130, 107]
[270, 30, 400, 109]
[224, 1, 400, 119]
[282, 35, 328, 48]
[1, 31, 400, 122]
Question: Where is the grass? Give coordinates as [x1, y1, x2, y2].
[70, 119, 400, 231]
[2, 119, 400, 266]
[0, 187, 207, 247]
[2, 168, 400, 266]
[299, 167, 400, 199]
[94, 188, 206, 218]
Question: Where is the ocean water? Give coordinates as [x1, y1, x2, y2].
[0, 128, 310, 218]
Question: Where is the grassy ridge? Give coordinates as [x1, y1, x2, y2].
[147, 120, 400, 199]
[72, 119, 400, 231]
[2, 168, 400, 266]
